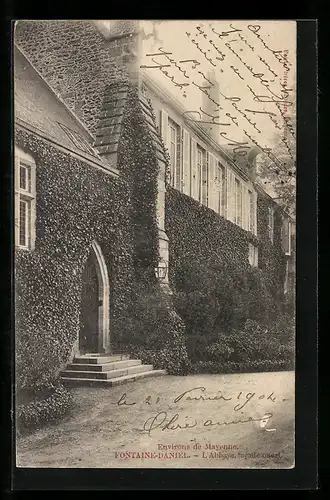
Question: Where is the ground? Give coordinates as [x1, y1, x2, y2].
[16, 371, 294, 469]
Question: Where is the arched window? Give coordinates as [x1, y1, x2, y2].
[14, 146, 36, 250]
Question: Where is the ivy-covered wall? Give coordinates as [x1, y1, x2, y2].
[15, 82, 175, 394]
[165, 187, 287, 333]
[256, 194, 287, 301]
[14, 20, 137, 135]
[15, 127, 136, 392]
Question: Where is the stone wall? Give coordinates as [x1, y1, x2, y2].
[14, 20, 139, 135]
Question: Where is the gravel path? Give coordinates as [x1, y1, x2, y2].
[16, 371, 294, 469]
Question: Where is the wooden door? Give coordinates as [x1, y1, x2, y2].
[79, 253, 99, 353]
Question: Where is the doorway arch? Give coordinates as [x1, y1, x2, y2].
[79, 241, 110, 354]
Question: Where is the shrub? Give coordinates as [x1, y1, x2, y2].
[187, 359, 294, 374]
[185, 319, 295, 374]
[17, 380, 72, 432]
[116, 285, 189, 375]
[172, 259, 282, 341]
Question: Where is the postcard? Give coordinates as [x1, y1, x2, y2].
[14, 19, 297, 470]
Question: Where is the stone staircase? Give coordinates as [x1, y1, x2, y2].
[60, 353, 166, 387]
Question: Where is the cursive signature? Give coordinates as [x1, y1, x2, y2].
[142, 410, 273, 434]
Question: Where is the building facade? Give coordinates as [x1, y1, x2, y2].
[14, 20, 295, 389]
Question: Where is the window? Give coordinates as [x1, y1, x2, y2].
[248, 243, 258, 267]
[281, 216, 291, 255]
[248, 190, 253, 232]
[141, 83, 148, 96]
[217, 163, 226, 216]
[57, 122, 96, 156]
[284, 260, 289, 294]
[196, 146, 203, 202]
[268, 207, 274, 243]
[201, 148, 208, 206]
[15, 147, 36, 250]
[195, 146, 208, 205]
[234, 178, 242, 226]
[168, 118, 181, 190]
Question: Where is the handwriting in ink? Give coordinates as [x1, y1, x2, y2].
[247, 24, 293, 73]
[186, 31, 217, 67]
[243, 128, 282, 169]
[258, 55, 279, 78]
[204, 412, 273, 428]
[145, 47, 190, 79]
[231, 102, 262, 133]
[142, 410, 273, 433]
[144, 58, 190, 90]
[245, 108, 281, 130]
[219, 131, 250, 157]
[179, 59, 201, 69]
[143, 412, 197, 434]
[246, 84, 293, 107]
[230, 65, 244, 80]
[192, 81, 222, 108]
[211, 23, 243, 39]
[114, 393, 136, 406]
[182, 110, 230, 127]
[237, 32, 255, 52]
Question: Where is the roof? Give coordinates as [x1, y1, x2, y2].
[94, 81, 167, 165]
[14, 46, 117, 174]
[141, 72, 292, 209]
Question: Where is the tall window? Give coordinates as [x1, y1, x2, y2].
[268, 207, 274, 243]
[248, 243, 258, 267]
[201, 148, 208, 206]
[217, 163, 226, 216]
[234, 178, 242, 226]
[284, 260, 289, 294]
[196, 146, 205, 203]
[248, 190, 253, 232]
[168, 119, 180, 190]
[281, 216, 291, 255]
[15, 147, 36, 250]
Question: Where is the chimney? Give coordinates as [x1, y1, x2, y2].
[247, 146, 262, 181]
[200, 70, 220, 143]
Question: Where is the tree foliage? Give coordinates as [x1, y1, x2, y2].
[256, 96, 296, 217]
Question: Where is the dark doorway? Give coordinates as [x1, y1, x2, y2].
[79, 252, 100, 354]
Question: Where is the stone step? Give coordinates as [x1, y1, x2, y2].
[60, 364, 153, 380]
[66, 359, 142, 372]
[73, 354, 129, 364]
[61, 369, 167, 387]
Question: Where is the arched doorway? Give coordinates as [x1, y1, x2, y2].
[79, 241, 110, 354]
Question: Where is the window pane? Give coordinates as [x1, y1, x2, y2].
[197, 149, 202, 202]
[235, 179, 242, 226]
[20, 166, 27, 190]
[170, 126, 176, 142]
[19, 200, 27, 247]
[249, 191, 253, 232]
[201, 154, 208, 206]
[220, 165, 226, 216]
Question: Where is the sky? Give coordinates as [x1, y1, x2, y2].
[139, 21, 296, 157]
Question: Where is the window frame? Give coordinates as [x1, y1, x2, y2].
[168, 117, 181, 190]
[281, 215, 292, 255]
[268, 206, 275, 243]
[248, 243, 259, 267]
[15, 147, 36, 251]
[234, 177, 242, 227]
[284, 259, 289, 294]
[217, 163, 226, 217]
[248, 189, 254, 233]
[200, 146, 208, 207]
[286, 220, 292, 255]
